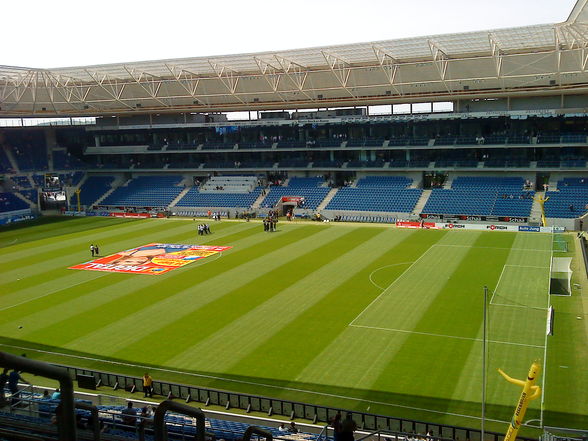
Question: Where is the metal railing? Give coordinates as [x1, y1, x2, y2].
[0, 352, 77, 441]
[52, 363, 537, 441]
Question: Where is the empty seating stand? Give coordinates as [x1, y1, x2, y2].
[326, 176, 422, 213]
[544, 178, 588, 218]
[175, 176, 262, 208]
[102, 175, 184, 207]
[53, 150, 88, 170]
[423, 176, 534, 217]
[0, 192, 29, 212]
[12, 176, 32, 189]
[74, 175, 115, 206]
[0, 149, 13, 173]
[11, 143, 48, 172]
[176, 187, 262, 208]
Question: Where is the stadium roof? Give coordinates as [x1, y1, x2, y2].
[2, 1, 588, 117]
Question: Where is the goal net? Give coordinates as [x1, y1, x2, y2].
[552, 233, 568, 252]
[550, 257, 572, 296]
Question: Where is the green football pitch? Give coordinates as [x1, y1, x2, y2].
[0, 217, 586, 432]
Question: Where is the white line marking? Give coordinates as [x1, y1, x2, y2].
[489, 302, 548, 311]
[504, 264, 550, 269]
[368, 262, 414, 291]
[490, 264, 549, 307]
[489, 265, 507, 305]
[540, 237, 553, 426]
[0, 238, 19, 248]
[0, 342, 521, 425]
[433, 244, 551, 252]
[0, 273, 108, 312]
[350, 244, 436, 326]
[349, 324, 545, 348]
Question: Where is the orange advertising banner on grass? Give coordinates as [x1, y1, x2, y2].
[69, 243, 231, 275]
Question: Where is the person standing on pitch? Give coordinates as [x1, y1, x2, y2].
[90, 244, 95, 257]
[94, 244, 100, 255]
[142, 373, 153, 398]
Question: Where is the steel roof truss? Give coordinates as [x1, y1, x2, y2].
[372, 46, 402, 96]
[321, 51, 355, 98]
[165, 64, 201, 98]
[428, 40, 452, 93]
[253, 57, 286, 102]
[273, 55, 314, 102]
[123, 66, 168, 107]
[84, 70, 134, 110]
[208, 61, 245, 104]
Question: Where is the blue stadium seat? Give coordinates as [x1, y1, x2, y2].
[102, 176, 184, 207]
[74, 175, 115, 206]
[326, 176, 422, 213]
[423, 176, 533, 217]
[0, 192, 30, 212]
[544, 178, 588, 218]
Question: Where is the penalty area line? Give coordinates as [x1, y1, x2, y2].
[350, 244, 436, 326]
[0, 342, 517, 426]
[349, 324, 545, 348]
[368, 262, 415, 291]
[504, 264, 550, 269]
[433, 244, 551, 252]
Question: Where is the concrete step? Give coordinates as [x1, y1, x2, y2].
[413, 189, 432, 215]
[316, 188, 339, 211]
[14, 191, 37, 209]
[169, 186, 191, 208]
[92, 176, 127, 206]
[3, 146, 19, 173]
[251, 189, 269, 209]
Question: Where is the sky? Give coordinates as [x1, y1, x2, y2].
[0, 0, 578, 69]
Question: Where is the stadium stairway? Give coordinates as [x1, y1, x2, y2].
[93, 176, 127, 206]
[13, 191, 37, 208]
[71, 173, 88, 192]
[547, 174, 561, 191]
[443, 175, 455, 189]
[3, 146, 19, 173]
[251, 190, 268, 209]
[316, 187, 339, 211]
[169, 186, 192, 207]
[413, 189, 432, 215]
[529, 191, 544, 224]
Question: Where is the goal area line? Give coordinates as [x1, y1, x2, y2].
[348, 324, 545, 348]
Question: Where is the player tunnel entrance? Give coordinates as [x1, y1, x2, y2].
[277, 196, 305, 215]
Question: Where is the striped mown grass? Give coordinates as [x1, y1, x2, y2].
[0, 217, 586, 431]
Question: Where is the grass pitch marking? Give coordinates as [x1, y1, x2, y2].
[539, 238, 553, 425]
[0, 273, 109, 312]
[348, 324, 545, 348]
[489, 302, 548, 310]
[489, 265, 507, 306]
[489, 264, 549, 310]
[0, 342, 518, 425]
[433, 244, 552, 252]
[504, 264, 550, 269]
[368, 262, 414, 290]
[350, 244, 436, 326]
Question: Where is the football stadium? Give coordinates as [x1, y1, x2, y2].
[1, 1, 588, 440]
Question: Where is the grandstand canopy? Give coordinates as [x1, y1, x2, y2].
[2, 1, 588, 117]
